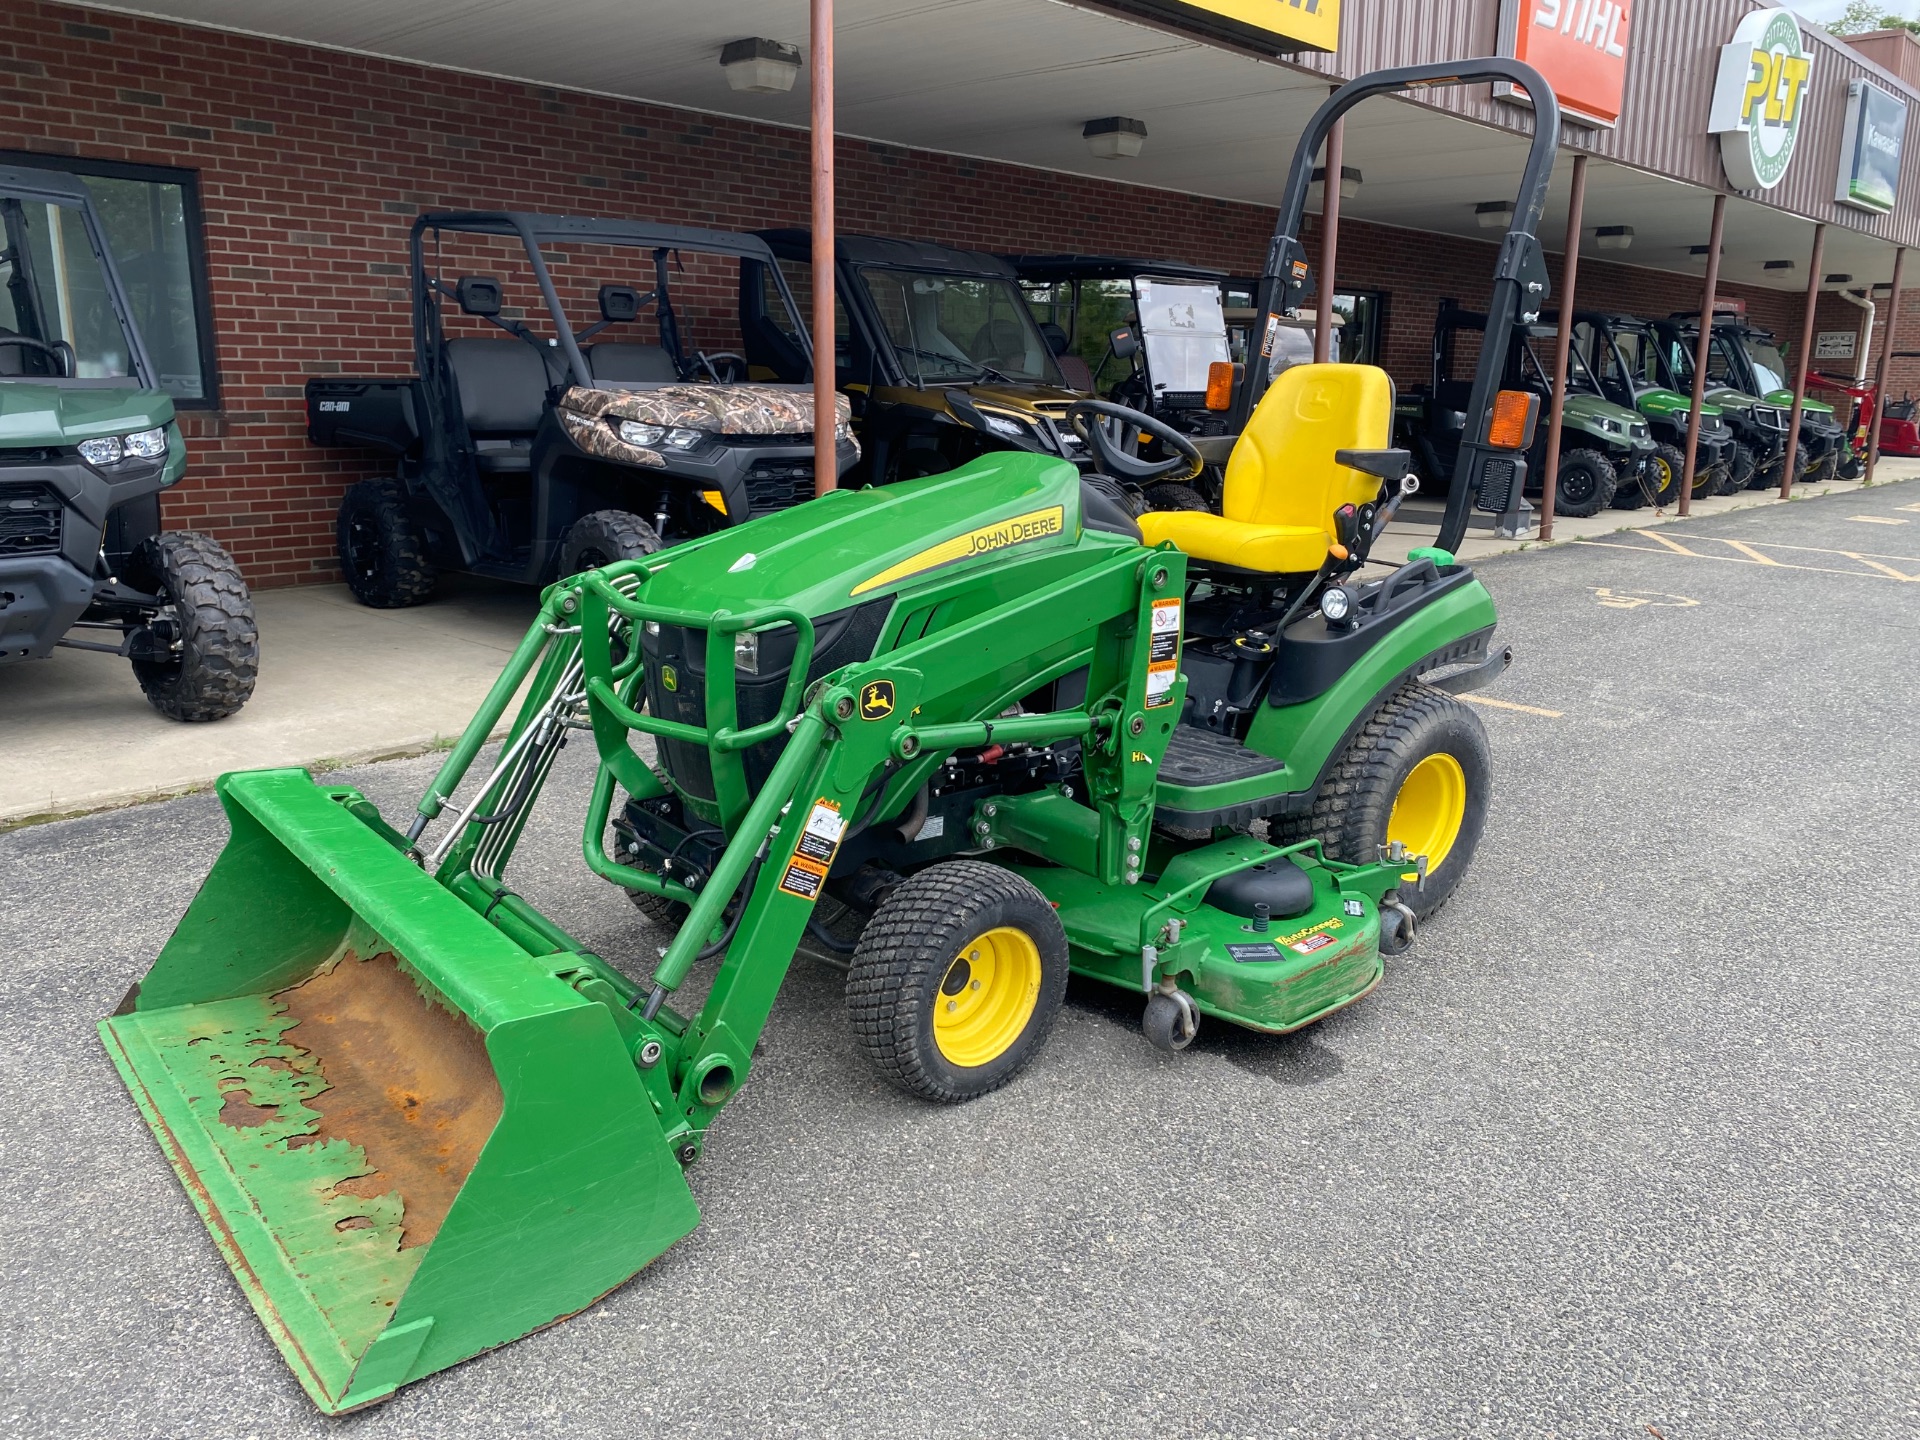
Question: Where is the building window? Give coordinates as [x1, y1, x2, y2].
[1, 152, 219, 407]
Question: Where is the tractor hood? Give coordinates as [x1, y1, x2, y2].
[1760, 388, 1836, 418]
[1561, 392, 1644, 429]
[0, 380, 174, 447]
[640, 452, 1096, 618]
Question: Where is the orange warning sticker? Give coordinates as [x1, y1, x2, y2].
[1146, 596, 1181, 709]
[778, 797, 846, 901]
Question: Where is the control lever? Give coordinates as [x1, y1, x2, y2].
[1367, 473, 1421, 548]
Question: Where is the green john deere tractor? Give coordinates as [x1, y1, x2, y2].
[101, 59, 1557, 1412]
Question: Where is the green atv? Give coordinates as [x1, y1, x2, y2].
[1561, 311, 1737, 506]
[1663, 312, 1849, 487]
[1400, 301, 1654, 519]
[0, 165, 256, 719]
[101, 59, 1557, 1414]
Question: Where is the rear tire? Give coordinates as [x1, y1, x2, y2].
[125, 532, 259, 722]
[1812, 448, 1840, 484]
[1616, 442, 1683, 509]
[560, 509, 662, 576]
[846, 861, 1068, 1103]
[1141, 482, 1209, 513]
[1726, 441, 1759, 492]
[337, 477, 435, 608]
[1279, 682, 1491, 922]
[1551, 448, 1617, 518]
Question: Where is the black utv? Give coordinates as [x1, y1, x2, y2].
[0, 164, 256, 720]
[1660, 311, 1850, 486]
[307, 212, 857, 607]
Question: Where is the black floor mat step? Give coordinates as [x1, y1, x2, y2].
[1158, 725, 1286, 788]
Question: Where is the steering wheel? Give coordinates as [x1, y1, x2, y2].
[1066, 399, 1203, 484]
[0, 335, 71, 377]
[695, 351, 749, 383]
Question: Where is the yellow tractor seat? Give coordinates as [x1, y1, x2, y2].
[1139, 362, 1401, 575]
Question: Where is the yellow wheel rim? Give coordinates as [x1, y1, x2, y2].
[1387, 752, 1468, 875]
[933, 926, 1042, 1068]
[1651, 456, 1672, 495]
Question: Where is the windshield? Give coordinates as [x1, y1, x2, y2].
[1738, 334, 1789, 394]
[859, 267, 1063, 386]
[0, 196, 137, 382]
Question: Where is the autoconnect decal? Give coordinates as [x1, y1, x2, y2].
[850, 505, 1066, 595]
[1709, 8, 1812, 192]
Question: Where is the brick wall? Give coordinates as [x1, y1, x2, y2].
[3, 1, 1910, 586]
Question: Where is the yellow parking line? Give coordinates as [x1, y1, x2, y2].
[1722, 540, 1784, 565]
[1850, 515, 1908, 525]
[1459, 694, 1564, 719]
[1846, 553, 1920, 582]
[1635, 529, 1703, 555]
[1570, 538, 1920, 581]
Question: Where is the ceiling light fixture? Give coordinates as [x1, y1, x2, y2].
[1765, 259, 1794, 270]
[1082, 116, 1148, 159]
[1826, 273, 1854, 284]
[1475, 200, 1515, 230]
[720, 37, 802, 94]
[1593, 225, 1634, 251]
[1308, 165, 1362, 207]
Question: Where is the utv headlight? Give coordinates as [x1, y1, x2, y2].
[78, 436, 124, 465]
[981, 412, 1029, 440]
[734, 628, 759, 673]
[617, 420, 666, 446]
[1320, 586, 1353, 624]
[664, 427, 707, 450]
[124, 426, 168, 459]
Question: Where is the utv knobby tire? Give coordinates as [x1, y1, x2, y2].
[1276, 682, 1491, 923]
[1142, 482, 1210, 513]
[1615, 442, 1684, 510]
[1551, 448, 1617, 518]
[1811, 448, 1840, 484]
[337, 477, 435, 608]
[1727, 441, 1759, 493]
[560, 509, 662, 576]
[126, 532, 258, 722]
[846, 861, 1068, 1104]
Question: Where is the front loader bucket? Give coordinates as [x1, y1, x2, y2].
[100, 769, 699, 1413]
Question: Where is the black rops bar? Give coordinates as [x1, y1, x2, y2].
[1233, 59, 1562, 553]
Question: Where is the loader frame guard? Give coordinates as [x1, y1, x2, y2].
[1232, 59, 1561, 551]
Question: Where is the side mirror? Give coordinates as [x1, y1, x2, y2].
[598, 285, 640, 323]
[1109, 326, 1140, 361]
[455, 275, 502, 317]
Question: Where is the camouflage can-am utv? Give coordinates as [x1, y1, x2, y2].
[307, 213, 856, 607]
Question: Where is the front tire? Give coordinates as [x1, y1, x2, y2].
[846, 861, 1068, 1103]
[1283, 683, 1491, 922]
[1726, 441, 1759, 493]
[125, 532, 259, 722]
[337, 477, 435, 608]
[1551, 448, 1617, 518]
[559, 509, 662, 576]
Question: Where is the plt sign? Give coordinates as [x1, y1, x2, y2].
[1836, 78, 1907, 215]
[1708, 8, 1813, 191]
[1496, 0, 1633, 128]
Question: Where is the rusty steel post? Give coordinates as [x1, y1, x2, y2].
[1866, 246, 1909, 486]
[1538, 154, 1588, 542]
[1680, 194, 1727, 518]
[1780, 223, 1826, 499]
[811, 0, 836, 497]
[1314, 118, 1343, 365]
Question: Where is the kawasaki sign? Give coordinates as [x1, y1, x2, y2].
[1708, 8, 1812, 192]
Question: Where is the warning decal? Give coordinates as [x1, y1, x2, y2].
[1290, 933, 1336, 955]
[778, 798, 846, 902]
[1146, 596, 1181, 709]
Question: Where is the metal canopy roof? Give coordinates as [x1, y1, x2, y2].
[88, 0, 1914, 290]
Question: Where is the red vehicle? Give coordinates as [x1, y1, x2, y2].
[1809, 353, 1920, 462]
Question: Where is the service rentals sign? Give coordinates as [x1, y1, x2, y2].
[1708, 8, 1813, 191]
[1836, 78, 1907, 215]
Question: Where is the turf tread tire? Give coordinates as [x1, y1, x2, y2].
[337, 477, 435, 608]
[1273, 681, 1491, 923]
[126, 532, 259, 722]
[846, 860, 1068, 1104]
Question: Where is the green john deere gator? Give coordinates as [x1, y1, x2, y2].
[101, 59, 1558, 1411]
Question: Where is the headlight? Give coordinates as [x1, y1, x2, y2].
[1600, 419, 1622, 434]
[1631, 423, 1649, 440]
[125, 426, 167, 459]
[734, 629, 759, 674]
[981, 413, 1028, 440]
[618, 420, 666, 446]
[1320, 586, 1352, 623]
[664, 427, 706, 450]
[78, 426, 169, 467]
[78, 436, 123, 465]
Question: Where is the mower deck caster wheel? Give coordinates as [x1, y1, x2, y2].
[1378, 898, 1417, 956]
[1142, 989, 1200, 1053]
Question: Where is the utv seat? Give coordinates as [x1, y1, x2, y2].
[447, 338, 554, 474]
[1138, 363, 1397, 575]
[587, 342, 680, 387]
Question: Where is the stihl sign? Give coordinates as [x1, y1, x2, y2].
[1497, 0, 1633, 128]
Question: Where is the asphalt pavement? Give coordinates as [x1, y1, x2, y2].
[5, 477, 1918, 1439]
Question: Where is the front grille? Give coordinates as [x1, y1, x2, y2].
[0, 447, 58, 467]
[0, 484, 62, 556]
[744, 457, 814, 516]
